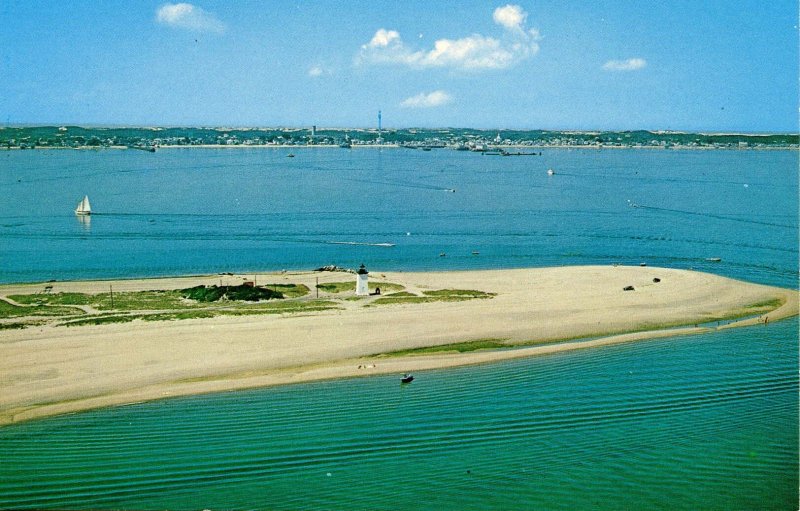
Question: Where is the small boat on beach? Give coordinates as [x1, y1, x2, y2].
[401, 374, 414, 384]
[74, 195, 91, 216]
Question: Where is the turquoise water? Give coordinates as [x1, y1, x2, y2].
[0, 148, 797, 509]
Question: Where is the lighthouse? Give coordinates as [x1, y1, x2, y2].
[355, 264, 369, 296]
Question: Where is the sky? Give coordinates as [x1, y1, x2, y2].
[1, 1, 798, 132]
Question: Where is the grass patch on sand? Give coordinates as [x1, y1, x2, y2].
[422, 289, 496, 298]
[61, 315, 138, 327]
[370, 296, 437, 305]
[10, 292, 92, 307]
[0, 321, 32, 330]
[743, 297, 784, 311]
[13, 284, 313, 312]
[96, 290, 188, 310]
[383, 338, 510, 356]
[316, 281, 404, 294]
[261, 283, 310, 298]
[142, 311, 218, 321]
[58, 300, 340, 326]
[369, 289, 495, 306]
[0, 299, 80, 318]
[11, 290, 190, 311]
[216, 300, 340, 315]
[217, 301, 340, 316]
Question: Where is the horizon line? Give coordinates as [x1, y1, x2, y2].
[1, 123, 797, 136]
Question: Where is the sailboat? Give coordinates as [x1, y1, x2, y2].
[75, 195, 91, 216]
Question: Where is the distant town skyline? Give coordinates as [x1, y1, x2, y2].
[1, 1, 797, 132]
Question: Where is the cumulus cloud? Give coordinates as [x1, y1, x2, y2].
[357, 4, 540, 71]
[400, 90, 453, 108]
[602, 58, 647, 71]
[367, 29, 402, 48]
[493, 4, 526, 32]
[156, 3, 225, 33]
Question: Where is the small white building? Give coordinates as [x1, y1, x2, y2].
[355, 264, 369, 296]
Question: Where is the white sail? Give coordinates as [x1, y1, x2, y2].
[75, 195, 91, 215]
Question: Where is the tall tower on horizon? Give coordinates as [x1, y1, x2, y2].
[377, 110, 383, 144]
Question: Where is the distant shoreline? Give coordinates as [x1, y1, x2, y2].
[4, 125, 796, 152]
[1, 266, 796, 425]
[2, 144, 796, 151]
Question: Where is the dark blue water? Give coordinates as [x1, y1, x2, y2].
[0, 147, 797, 510]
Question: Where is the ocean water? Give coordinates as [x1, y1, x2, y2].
[0, 147, 796, 286]
[0, 147, 797, 510]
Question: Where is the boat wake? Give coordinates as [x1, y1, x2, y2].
[326, 241, 396, 247]
[633, 203, 796, 229]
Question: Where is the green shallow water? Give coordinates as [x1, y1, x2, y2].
[1, 320, 796, 510]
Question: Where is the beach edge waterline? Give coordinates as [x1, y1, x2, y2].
[1, 266, 796, 426]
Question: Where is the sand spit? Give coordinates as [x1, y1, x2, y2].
[0, 266, 795, 425]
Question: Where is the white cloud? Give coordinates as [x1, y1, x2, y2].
[419, 35, 517, 70]
[156, 3, 225, 33]
[602, 58, 647, 71]
[308, 65, 333, 78]
[400, 90, 453, 108]
[493, 4, 526, 32]
[357, 5, 540, 71]
[366, 29, 402, 48]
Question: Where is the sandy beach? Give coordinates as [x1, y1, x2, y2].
[0, 265, 796, 425]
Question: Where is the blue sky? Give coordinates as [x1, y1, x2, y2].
[1, 1, 797, 131]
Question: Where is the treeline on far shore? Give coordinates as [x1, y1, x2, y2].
[1, 125, 797, 150]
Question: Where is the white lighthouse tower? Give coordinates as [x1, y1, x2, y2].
[355, 264, 369, 296]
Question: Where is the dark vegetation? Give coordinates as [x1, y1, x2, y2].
[181, 284, 284, 302]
